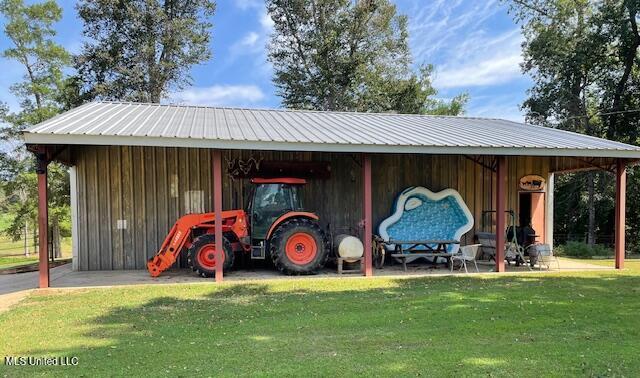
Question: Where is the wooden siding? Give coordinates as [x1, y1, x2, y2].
[73, 146, 552, 270]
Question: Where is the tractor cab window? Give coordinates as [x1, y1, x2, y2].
[290, 185, 303, 211]
[251, 183, 294, 240]
[255, 184, 291, 212]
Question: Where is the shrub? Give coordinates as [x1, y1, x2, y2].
[555, 241, 614, 258]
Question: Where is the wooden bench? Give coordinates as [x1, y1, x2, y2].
[387, 239, 460, 272]
[390, 252, 452, 272]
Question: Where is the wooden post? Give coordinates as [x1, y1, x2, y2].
[213, 150, 224, 282]
[362, 154, 373, 276]
[36, 154, 50, 288]
[495, 156, 506, 273]
[615, 159, 627, 269]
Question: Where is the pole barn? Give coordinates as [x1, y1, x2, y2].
[24, 102, 640, 287]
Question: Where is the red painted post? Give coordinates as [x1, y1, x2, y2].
[495, 156, 506, 273]
[37, 156, 50, 288]
[362, 154, 373, 276]
[615, 159, 627, 269]
[213, 150, 224, 282]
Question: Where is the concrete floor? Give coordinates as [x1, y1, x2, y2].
[0, 257, 612, 296]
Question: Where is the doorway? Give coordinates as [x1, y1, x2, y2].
[519, 191, 545, 243]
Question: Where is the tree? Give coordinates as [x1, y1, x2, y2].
[0, 0, 70, 131]
[597, 1, 640, 144]
[74, 0, 217, 103]
[508, 0, 640, 250]
[0, 0, 71, 254]
[266, 0, 467, 114]
[511, 0, 603, 245]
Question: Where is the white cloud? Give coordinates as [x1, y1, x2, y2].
[259, 11, 274, 29]
[407, 1, 525, 89]
[408, 0, 502, 61]
[227, 7, 274, 78]
[242, 31, 260, 47]
[435, 54, 522, 88]
[231, 31, 260, 54]
[233, 0, 262, 10]
[434, 33, 523, 88]
[169, 85, 266, 107]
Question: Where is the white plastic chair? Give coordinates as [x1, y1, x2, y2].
[451, 244, 481, 273]
[532, 244, 559, 270]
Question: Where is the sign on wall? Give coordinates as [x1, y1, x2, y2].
[519, 175, 546, 191]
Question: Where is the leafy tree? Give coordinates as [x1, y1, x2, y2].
[597, 1, 640, 143]
[0, 0, 71, 253]
[0, 0, 70, 133]
[266, 0, 467, 114]
[508, 0, 640, 251]
[74, 0, 217, 103]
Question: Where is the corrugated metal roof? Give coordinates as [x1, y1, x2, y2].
[23, 101, 640, 158]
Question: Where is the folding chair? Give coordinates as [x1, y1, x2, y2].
[532, 244, 559, 270]
[451, 244, 481, 273]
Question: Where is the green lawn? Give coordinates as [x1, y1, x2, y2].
[0, 213, 72, 269]
[0, 237, 71, 269]
[0, 256, 39, 269]
[1, 267, 640, 377]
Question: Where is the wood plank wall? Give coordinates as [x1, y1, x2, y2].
[73, 146, 551, 270]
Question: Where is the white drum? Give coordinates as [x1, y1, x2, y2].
[335, 234, 364, 262]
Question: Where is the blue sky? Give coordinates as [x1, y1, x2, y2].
[0, 0, 531, 122]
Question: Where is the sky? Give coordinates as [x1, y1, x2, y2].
[0, 0, 532, 122]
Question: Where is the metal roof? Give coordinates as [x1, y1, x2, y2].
[23, 101, 640, 158]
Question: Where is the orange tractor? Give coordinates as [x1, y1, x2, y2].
[147, 178, 328, 277]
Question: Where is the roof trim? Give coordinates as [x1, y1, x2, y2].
[22, 132, 640, 158]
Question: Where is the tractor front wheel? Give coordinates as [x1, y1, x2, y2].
[270, 218, 328, 275]
[187, 234, 234, 278]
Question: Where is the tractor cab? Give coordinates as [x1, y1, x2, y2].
[247, 178, 306, 240]
[246, 178, 309, 259]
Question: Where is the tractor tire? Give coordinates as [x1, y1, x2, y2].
[187, 234, 234, 278]
[269, 218, 328, 275]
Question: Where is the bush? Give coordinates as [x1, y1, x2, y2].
[555, 241, 614, 258]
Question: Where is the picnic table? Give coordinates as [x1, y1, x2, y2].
[387, 239, 460, 272]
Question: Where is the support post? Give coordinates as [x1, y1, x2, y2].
[70, 166, 79, 271]
[495, 156, 506, 272]
[36, 154, 50, 288]
[362, 154, 373, 276]
[615, 159, 627, 269]
[545, 172, 554, 249]
[213, 150, 224, 282]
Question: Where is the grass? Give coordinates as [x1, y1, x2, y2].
[1, 267, 640, 377]
[0, 256, 39, 270]
[562, 257, 640, 270]
[0, 212, 72, 269]
[0, 236, 71, 269]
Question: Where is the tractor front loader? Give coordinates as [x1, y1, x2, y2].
[146, 178, 329, 278]
[146, 210, 248, 277]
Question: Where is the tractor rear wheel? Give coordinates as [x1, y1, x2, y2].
[187, 234, 234, 278]
[270, 218, 328, 275]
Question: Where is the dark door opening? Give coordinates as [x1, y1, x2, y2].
[519, 193, 532, 226]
